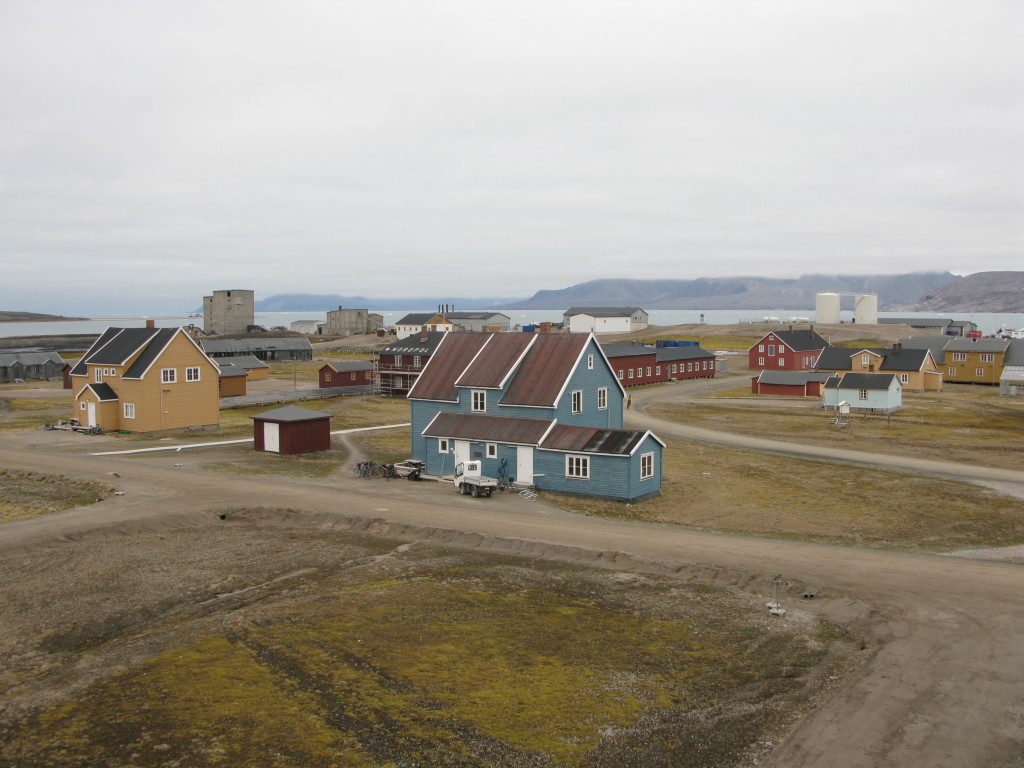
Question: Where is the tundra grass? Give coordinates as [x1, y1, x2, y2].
[649, 386, 1024, 470]
[200, 444, 350, 477]
[348, 425, 413, 464]
[545, 437, 1024, 552]
[0, 397, 71, 432]
[1, 549, 858, 768]
[0, 470, 113, 523]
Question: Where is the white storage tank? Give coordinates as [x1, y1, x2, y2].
[854, 294, 878, 324]
[815, 293, 841, 324]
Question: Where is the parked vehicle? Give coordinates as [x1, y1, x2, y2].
[453, 460, 498, 498]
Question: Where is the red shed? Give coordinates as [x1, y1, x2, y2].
[251, 405, 332, 454]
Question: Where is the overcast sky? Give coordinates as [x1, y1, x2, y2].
[2, 0, 1021, 313]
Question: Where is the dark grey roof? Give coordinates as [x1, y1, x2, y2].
[814, 347, 858, 370]
[879, 318, 954, 328]
[1005, 340, 1024, 366]
[382, 331, 446, 355]
[878, 348, 932, 372]
[123, 328, 178, 378]
[564, 307, 644, 317]
[85, 382, 119, 401]
[944, 337, 1010, 353]
[0, 351, 65, 366]
[200, 337, 312, 354]
[757, 371, 834, 385]
[762, 330, 831, 353]
[825, 373, 897, 390]
[69, 327, 122, 376]
[817, 346, 934, 372]
[218, 362, 247, 378]
[600, 342, 655, 359]
[251, 405, 330, 422]
[656, 346, 715, 362]
[87, 327, 163, 365]
[446, 311, 510, 321]
[395, 313, 446, 326]
[322, 359, 373, 372]
[898, 337, 950, 364]
[217, 354, 269, 369]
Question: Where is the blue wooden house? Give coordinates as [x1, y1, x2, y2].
[408, 332, 663, 502]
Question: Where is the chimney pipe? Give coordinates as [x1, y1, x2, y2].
[809, 324, 814, 337]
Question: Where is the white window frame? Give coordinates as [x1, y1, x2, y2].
[900, 374, 909, 383]
[976, 367, 984, 377]
[438, 438, 450, 453]
[185, 366, 201, 382]
[768, 345, 775, 356]
[778, 358, 785, 366]
[646, 367, 652, 377]
[486, 443, 497, 459]
[472, 390, 486, 412]
[571, 390, 583, 414]
[617, 370, 624, 380]
[395, 355, 403, 367]
[980, 353, 994, 363]
[413, 356, 422, 368]
[628, 369, 634, 379]
[671, 364, 677, 374]
[161, 368, 177, 384]
[656, 365, 661, 376]
[566, 454, 589, 479]
[758, 344, 765, 352]
[858, 389, 868, 400]
[587, 354, 594, 370]
[123, 403, 135, 419]
[952, 352, 966, 362]
[95, 368, 102, 383]
[80, 401, 87, 411]
[862, 354, 870, 365]
[640, 452, 654, 480]
[758, 358, 764, 367]
[948, 367, 957, 376]
[597, 387, 608, 410]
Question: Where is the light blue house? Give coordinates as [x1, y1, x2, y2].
[823, 372, 902, 413]
[407, 332, 663, 502]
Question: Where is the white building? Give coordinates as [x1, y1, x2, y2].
[563, 307, 649, 334]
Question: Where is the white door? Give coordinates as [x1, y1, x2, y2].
[455, 440, 471, 467]
[516, 446, 534, 486]
[264, 422, 280, 453]
[86, 402, 96, 427]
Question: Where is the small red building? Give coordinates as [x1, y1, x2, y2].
[751, 370, 833, 396]
[600, 342, 661, 386]
[748, 328, 831, 371]
[319, 360, 374, 389]
[656, 346, 716, 380]
[251, 405, 332, 454]
[377, 331, 447, 396]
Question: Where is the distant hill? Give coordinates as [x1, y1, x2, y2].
[252, 294, 523, 312]
[499, 272, 960, 311]
[0, 311, 88, 322]
[904, 272, 1024, 312]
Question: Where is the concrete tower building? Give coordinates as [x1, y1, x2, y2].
[203, 289, 255, 335]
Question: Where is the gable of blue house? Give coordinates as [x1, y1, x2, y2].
[408, 333, 660, 502]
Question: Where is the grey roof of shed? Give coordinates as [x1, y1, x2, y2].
[0, 351, 65, 366]
[218, 362, 247, 378]
[217, 354, 269, 369]
[1004, 340, 1024, 366]
[656, 346, 715, 362]
[250, 405, 330, 423]
[321, 360, 374, 372]
[944, 337, 1010, 353]
[423, 411, 553, 445]
[825, 373, 897, 390]
[756, 370, 834, 385]
[200, 337, 313, 354]
[600, 342, 655, 359]
[564, 307, 645, 317]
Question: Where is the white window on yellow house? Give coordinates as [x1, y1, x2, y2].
[949, 367, 957, 376]
[186, 367, 200, 382]
[161, 368, 176, 383]
[976, 368, 984, 377]
[981, 354, 994, 363]
[123, 403, 135, 419]
[94, 368, 102, 383]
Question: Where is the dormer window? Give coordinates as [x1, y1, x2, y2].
[472, 390, 486, 412]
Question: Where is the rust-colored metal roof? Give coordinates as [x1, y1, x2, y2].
[500, 334, 590, 407]
[455, 334, 535, 389]
[423, 412, 554, 444]
[541, 424, 648, 455]
[406, 333, 492, 401]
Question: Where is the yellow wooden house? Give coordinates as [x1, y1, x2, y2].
[69, 327, 221, 433]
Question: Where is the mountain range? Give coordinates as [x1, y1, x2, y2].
[242, 271, 1023, 313]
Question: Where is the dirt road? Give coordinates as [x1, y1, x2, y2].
[1, 393, 1022, 767]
